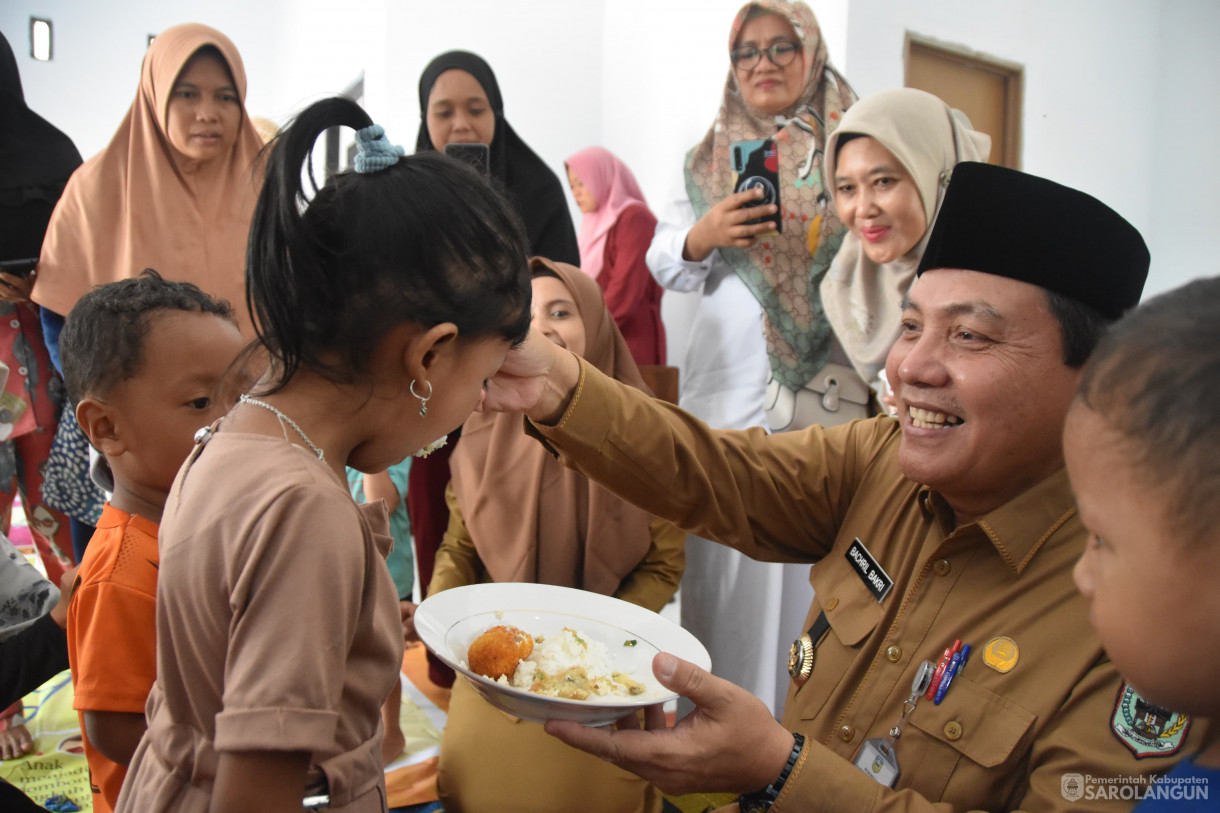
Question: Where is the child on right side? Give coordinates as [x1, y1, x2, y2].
[1067, 275, 1220, 811]
[60, 270, 247, 813]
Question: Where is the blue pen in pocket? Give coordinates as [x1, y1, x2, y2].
[934, 643, 970, 705]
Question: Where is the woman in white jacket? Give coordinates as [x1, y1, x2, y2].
[646, 0, 855, 715]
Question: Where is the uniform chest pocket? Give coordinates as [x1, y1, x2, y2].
[808, 555, 886, 647]
[908, 676, 1037, 768]
[794, 558, 887, 722]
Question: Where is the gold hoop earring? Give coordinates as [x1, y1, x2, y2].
[410, 379, 433, 417]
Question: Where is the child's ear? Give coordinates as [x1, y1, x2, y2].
[76, 398, 126, 457]
[407, 322, 460, 381]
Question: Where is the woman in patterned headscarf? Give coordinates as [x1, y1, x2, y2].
[650, 0, 860, 434]
[645, 0, 859, 718]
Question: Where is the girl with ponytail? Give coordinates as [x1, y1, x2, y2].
[115, 96, 532, 813]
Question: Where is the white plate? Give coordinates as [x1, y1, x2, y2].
[415, 583, 710, 726]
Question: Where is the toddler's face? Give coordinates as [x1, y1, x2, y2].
[106, 310, 247, 494]
[1066, 401, 1220, 718]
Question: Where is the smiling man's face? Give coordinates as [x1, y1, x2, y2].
[885, 269, 1082, 523]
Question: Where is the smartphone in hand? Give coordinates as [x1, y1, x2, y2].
[444, 142, 491, 178]
[0, 258, 39, 278]
[731, 138, 782, 233]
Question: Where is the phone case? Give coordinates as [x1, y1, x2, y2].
[731, 138, 782, 233]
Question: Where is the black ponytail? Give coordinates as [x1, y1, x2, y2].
[246, 96, 531, 392]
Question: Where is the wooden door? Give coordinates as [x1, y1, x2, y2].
[905, 36, 1023, 169]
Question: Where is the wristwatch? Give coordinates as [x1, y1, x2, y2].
[737, 732, 806, 812]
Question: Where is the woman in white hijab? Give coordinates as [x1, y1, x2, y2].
[821, 88, 991, 399]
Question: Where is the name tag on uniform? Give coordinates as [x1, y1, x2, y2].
[845, 538, 893, 602]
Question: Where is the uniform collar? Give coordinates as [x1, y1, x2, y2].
[918, 468, 1077, 576]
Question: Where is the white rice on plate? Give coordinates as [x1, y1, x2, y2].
[493, 627, 650, 701]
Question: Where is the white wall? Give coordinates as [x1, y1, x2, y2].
[378, 0, 604, 219]
[839, 0, 1212, 296]
[4, 0, 1216, 304]
[1, 1, 284, 158]
[1148, 0, 1220, 295]
[598, 0, 847, 212]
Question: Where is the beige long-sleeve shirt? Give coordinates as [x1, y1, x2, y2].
[116, 432, 403, 813]
[528, 358, 1194, 813]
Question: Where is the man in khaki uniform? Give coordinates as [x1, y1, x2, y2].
[482, 163, 1197, 812]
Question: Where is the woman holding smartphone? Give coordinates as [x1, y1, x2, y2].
[415, 50, 578, 266]
[645, 0, 859, 717]
[412, 52, 580, 689]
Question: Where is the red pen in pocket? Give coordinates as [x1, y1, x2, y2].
[925, 639, 961, 700]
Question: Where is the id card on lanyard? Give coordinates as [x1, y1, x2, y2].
[853, 659, 936, 788]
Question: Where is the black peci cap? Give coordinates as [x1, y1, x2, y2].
[916, 162, 1149, 320]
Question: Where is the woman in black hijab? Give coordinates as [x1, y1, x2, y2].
[0, 30, 82, 813]
[0, 32, 82, 572]
[411, 52, 579, 688]
[0, 32, 82, 292]
[416, 50, 579, 265]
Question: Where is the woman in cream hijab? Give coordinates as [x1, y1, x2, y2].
[821, 88, 991, 397]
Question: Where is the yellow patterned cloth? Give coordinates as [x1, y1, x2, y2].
[0, 671, 93, 811]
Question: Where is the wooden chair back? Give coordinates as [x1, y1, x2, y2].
[637, 365, 680, 406]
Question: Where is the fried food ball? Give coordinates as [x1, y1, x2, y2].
[468, 625, 534, 680]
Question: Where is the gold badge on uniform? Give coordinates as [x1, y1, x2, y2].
[789, 634, 814, 685]
[982, 636, 1019, 673]
[788, 611, 830, 687]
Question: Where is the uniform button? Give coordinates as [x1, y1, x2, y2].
[886, 645, 902, 662]
[944, 721, 963, 741]
[838, 725, 855, 742]
[934, 559, 951, 576]
[17, 366, 27, 376]
[825, 597, 839, 611]
[9, 319, 19, 328]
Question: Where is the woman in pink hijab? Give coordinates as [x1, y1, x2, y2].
[565, 147, 665, 366]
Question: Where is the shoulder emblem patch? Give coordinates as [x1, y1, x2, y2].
[1110, 681, 1190, 759]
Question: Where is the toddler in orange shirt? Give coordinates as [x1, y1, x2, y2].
[60, 270, 247, 813]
